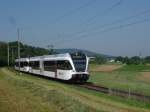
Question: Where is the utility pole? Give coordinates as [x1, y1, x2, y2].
[11, 48, 14, 64]
[139, 51, 142, 58]
[17, 28, 21, 74]
[47, 45, 54, 54]
[7, 42, 9, 66]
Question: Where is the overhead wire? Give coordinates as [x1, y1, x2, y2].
[80, 0, 123, 26]
[78, 8, 150, 36]
[53, 8, 150, 44]
[55, 17, 150, 45]
[52, 0, 97, 24]
[52, 0, 123, 43]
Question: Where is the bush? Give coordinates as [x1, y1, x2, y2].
[91, 56, 107, 64]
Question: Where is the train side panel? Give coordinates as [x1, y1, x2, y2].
[15, 53, 89, 82]
[15, 58, 29, 72]
[57, 70, 73, 80]
[42, 71, 55, 78]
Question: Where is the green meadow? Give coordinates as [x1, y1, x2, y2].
[0, 67, 150, 112]
[89, 64, 150, 96]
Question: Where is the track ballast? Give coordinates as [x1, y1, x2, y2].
[79, 83, 150, 102]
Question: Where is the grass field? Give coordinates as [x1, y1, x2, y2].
[0, 67, 150, 112]
[89, 64, 150, 96]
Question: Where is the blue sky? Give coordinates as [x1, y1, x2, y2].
[0, 0, 150, 57]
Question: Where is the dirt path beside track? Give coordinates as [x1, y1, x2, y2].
[90, 64, 123, 72]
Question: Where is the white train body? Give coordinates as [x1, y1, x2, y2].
[15, 52, 89, 82]
[15, 58, 30, 72]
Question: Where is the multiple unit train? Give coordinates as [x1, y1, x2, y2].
[15, 52, 89, 82]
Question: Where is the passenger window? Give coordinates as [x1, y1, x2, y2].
[24, 62, 28, 66]
[30, 61, 39, 69]
[15, 62, 19, 67]
[20, 62, 23, 67]
[57, 60, 72, 70]
[44, 61, 56, 71]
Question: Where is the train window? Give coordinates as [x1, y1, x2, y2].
[30, 61, 39, 69]
[23, 62, 28, 66]
[70, 52, 87, 72]
[29, 61, 33, 66]
[15, 62, 19, 67]
[15, 61, 28, 67]
[57, 60, 72, 70]
[44, 61, 56, 71]
[72, 60, 86, 72]
[20, 62, 24, 67]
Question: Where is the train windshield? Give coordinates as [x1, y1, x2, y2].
[70, 52, 87, 72]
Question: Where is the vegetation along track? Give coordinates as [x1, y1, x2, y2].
[79, 83, 150, 102]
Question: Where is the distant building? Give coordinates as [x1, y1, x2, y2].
[109, 59, 115, 63]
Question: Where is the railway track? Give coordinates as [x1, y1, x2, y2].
[9, 68, 150, 102]
[79, 83, 150, 102]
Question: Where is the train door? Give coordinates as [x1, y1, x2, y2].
[43, 60, 56, 78]
[56, 60, 73, 80]
[55, 61, 57, 78]
[40, 59, 44, 75]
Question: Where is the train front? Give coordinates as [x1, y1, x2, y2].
[70, 52, 89, 82]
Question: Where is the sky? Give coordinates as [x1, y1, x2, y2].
[0, 0, 150, 57]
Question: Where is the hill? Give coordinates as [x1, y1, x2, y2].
[0, 41, 113, 66]
[0, 41, 49, 66]
[53, 48, 114, 58]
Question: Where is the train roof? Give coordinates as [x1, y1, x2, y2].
[25, 53, 71, 61]
[15, 58, 29, 62]
[30, 53, 70, 58]
[15, 52, 87, 61]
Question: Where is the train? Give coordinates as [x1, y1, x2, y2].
[15, 52, 90, 82]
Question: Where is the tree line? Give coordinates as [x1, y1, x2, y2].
[0, 41, 49, 66]
[115, 56, 150, 65]
[1, 41, 149, 66]
[89, 55, 150, 65]
[90, 56, 107, 64]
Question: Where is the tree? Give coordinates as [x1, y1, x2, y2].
[93, 56, 107, 64]
[115, 56, 124, 63]
[115, 56, 142, 65]
[129, 56, 141, 65]
[0, 42, 7, 66]
[145, 56, 150, 64]
[0, 41, 49, 66]
[123, 56, 130, 64]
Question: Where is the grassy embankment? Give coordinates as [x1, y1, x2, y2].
[0, 67, 150, 112]
[89, 64, 150, 96]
